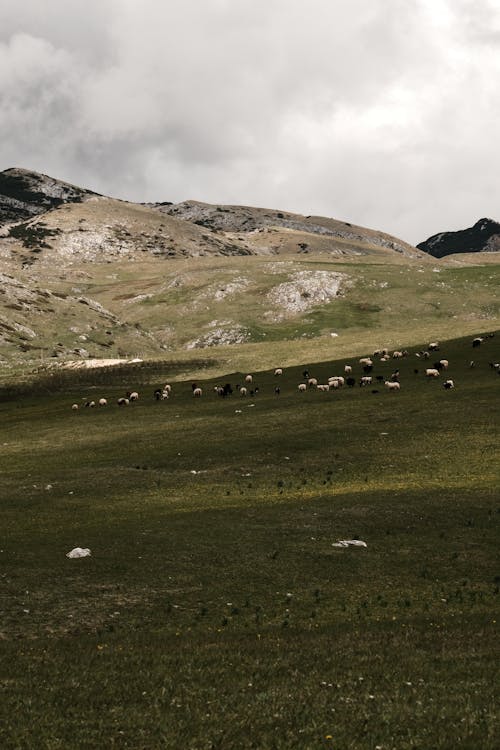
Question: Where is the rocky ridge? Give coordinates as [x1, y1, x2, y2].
[0, 168, 98, 227]
[417, 218, 500, 258]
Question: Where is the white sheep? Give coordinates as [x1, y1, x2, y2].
[71, 403, 79, 411]
[392, 351, 403, 359]
[328, 376, 344, 387]
[129, 391, 139, 401]
[428, 342, 440, 351]
[359, 357, 373, 366]
[98, 398, 108, 406]
[298, 383, 307, 392]
[425, 368, 440, 377]
[384, 381, 401, 391]
[316, 384, 330, 392]
[308, 377, 318, 387]
[117, 397, 130, 406]
[443, 379, 455, 389]
[274, 368, 283, 376]
[439, 359, 449, 370]
[193, 387, 203, 397]
[163, 384, 172, 394]
[239, 386, 248, 396]
[360, 376, 372, 386]
[245, 374, 253, 384]
[344, 365, 352, 374]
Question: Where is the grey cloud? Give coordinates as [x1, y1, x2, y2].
[0, 0, 499, 244]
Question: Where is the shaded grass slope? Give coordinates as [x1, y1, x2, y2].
[0, 333, 499, 748]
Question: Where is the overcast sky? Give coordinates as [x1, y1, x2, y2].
[1, 0, 499, 244]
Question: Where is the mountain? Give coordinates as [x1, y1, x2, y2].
[0, 168, 422, 264]
[0, 168, 498, 379]
[417, 218, 500, 258]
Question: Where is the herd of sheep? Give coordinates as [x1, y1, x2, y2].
[71, 335, 498, 411]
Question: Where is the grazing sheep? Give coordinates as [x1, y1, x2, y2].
[443, 379, 455, 389]
[472, 337, 484, 348]
[308, 377, 318, 388]
[344, 365, 352, 374]
[439, 359, 449, 370]
[163, 384, 172, 394]
[428, 342, 440, 351]
[193, 387, 203, 397]
[328, 376, 344, 387]
[71, 403, 79, 410]
[239, 386, 248, 396]
[317, 384, 330, 392]
[154, 388, 169, 401]
[245, 374, 253, 384]
[392, 351, 403, 359]
[385, 381, 401, 391]
[84, 400, 96, 408]
[360, 376, 372, 386]
[298, 383, 307, 392]
[425, 368, 440, 377]
[98, 398, 108, 407]
[117, 397, 129, 406]
[359, 357, 373, 367]
[128, 391, 139, 401]
[274, 368, 283, 376]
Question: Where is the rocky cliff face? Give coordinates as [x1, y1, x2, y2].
[417, 218, 500, 258]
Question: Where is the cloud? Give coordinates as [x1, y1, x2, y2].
[0, 0, 499, 244]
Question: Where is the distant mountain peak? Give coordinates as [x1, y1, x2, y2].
[417, 218, 500, 257]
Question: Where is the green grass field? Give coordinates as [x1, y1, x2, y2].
[1, 332, 499, 749]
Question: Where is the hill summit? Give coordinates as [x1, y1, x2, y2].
[417, 218, 500, 258]
[0, 167, 98, 226]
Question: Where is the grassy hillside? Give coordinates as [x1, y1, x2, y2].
[1, 332, 498, 748]
[1, 254, 499, 384]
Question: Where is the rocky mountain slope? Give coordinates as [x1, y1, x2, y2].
[417, 218, 500, 258]
[0, 168, 98, 226]
[0, 168, 498, 378]
[0, 168, 422, 265]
